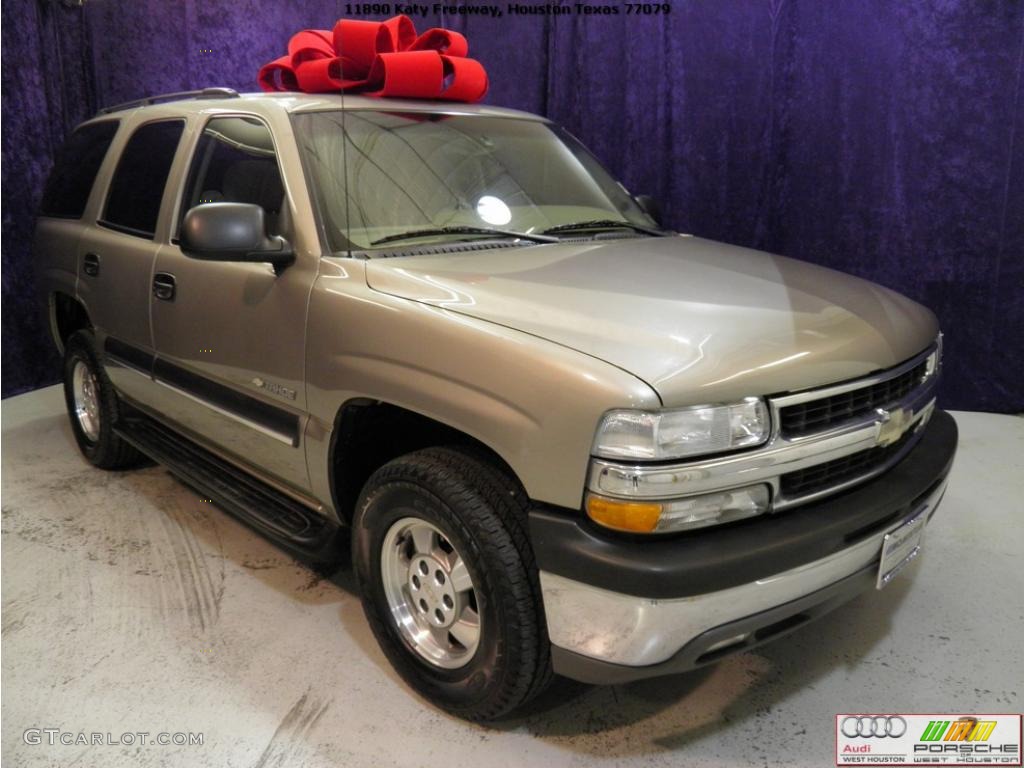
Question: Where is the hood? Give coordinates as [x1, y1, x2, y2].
[364, 236, 938, 405]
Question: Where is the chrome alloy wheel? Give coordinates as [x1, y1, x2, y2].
[380, 517, 481, 669]
[72, 360, 101, 442]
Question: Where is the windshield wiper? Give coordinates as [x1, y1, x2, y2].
[370, 226, 558, 246]
[541, 219, 665, 237]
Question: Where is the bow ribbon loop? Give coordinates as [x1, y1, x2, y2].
[258, 15, 488, 102]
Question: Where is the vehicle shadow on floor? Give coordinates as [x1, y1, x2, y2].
[494, 573, 917, 755]
[319, 526, 918, 755]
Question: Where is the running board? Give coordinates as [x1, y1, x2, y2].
[114, 410, 342, 563]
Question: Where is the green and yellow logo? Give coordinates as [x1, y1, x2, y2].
[920, 717, 997, 742]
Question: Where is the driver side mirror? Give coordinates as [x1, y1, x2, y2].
[634, 194, 662, 226]
[181, 202, 294, 274]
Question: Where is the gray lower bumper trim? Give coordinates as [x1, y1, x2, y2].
[551, 564, 876, 685]
[541, 477, 947, 670]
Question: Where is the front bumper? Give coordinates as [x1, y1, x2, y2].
[530, 409, 958, 684]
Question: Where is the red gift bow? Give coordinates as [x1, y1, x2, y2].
[258, 15, 488, 102]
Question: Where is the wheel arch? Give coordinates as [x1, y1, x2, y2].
[327, 398, 527, 526]
[50, 291, 93, 356]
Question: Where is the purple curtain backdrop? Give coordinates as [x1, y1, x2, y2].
[2, 0, 1021, 412]
[1, 0, 97, 398]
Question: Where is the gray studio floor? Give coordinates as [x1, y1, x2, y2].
[2, 385, 1022, 768]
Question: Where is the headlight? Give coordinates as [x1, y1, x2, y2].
[586, 484, 770, 534]
[592, 398, 770, 461]
[925, 333, 942, 378]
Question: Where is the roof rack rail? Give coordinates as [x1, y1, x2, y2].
[98, 87, 240, 115]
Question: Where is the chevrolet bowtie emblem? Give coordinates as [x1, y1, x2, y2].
[875, 406, 912, 447]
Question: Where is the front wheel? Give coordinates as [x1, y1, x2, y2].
[352, 447, 552, 721]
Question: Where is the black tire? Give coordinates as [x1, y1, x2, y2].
[62, 330, 145, 470]
[352, 446, 552, 721]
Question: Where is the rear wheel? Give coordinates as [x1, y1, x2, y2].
[62, 330, 144, 469]
[352, 446, 552, 720]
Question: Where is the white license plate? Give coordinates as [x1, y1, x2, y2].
[876, 509, 928, 589]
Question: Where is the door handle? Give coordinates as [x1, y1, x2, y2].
[83, 253, 100, 277]
[153, 273, 176, 302]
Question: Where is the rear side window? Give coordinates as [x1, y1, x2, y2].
[39, 121, 120, 218]
[102, 120, 185, 237]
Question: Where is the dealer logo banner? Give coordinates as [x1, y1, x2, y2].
[836, 713, 1021, 765]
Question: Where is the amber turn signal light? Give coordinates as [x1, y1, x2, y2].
[585, 495, 662, 533]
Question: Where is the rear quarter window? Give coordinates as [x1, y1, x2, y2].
[39, 121, 120, 219]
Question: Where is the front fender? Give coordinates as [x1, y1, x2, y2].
[304, 259, 659, 512]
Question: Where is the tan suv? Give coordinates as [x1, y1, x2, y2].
[35, 87, 957, 720]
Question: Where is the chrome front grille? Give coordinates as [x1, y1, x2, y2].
[779, 360, 929, 437]
[768, 344, 940, 507]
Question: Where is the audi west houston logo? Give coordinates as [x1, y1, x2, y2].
[835, 713, 1021, 765]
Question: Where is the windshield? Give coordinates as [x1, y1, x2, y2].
[292, 110, 658, 252]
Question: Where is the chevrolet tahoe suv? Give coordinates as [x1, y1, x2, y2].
[35, 87, 957, 721]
